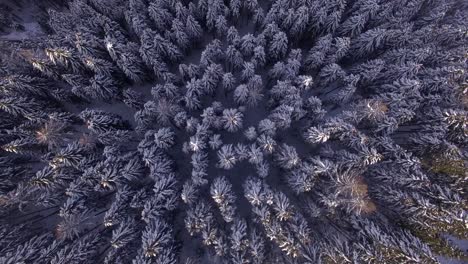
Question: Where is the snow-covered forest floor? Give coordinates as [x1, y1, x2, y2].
[0, 3, 43, 40]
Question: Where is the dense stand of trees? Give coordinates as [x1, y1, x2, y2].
[0, 0, 467, 263]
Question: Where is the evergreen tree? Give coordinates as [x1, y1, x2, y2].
[275, 144, 300, 169]
[210, 176, 237, 222]
[217, 144, 237, 169]
[154, 127, 175, 150]
[222, 108, 244, 132]
[269, 31, 288, 61]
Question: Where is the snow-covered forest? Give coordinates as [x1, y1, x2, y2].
[0, 0, 467, 263]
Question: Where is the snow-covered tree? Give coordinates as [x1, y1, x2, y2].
[222, 108, 244, 132]
[269, 31, 288, 61]
[210, 176, 237, 222]
[217, 144, 237, 169]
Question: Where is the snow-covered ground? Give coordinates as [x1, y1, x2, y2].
[1, 22, 44, 40]
[0, 0, 45, 41]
